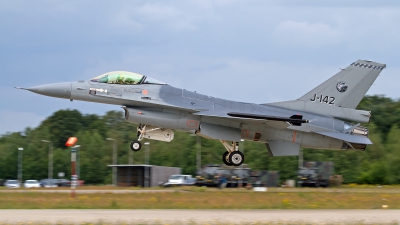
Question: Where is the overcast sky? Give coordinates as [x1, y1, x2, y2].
[1, 0, 400, 135]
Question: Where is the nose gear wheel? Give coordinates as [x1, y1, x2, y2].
[130, 140, 142, 151]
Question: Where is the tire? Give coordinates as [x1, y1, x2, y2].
[222, 151, 233, 166]
[130, 140, 142, 151]
[229, 151, 244, 166]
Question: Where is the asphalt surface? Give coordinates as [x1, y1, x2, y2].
[0, 210, 399, 223]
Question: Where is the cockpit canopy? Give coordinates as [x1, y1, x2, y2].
[90, 71, 166, 85]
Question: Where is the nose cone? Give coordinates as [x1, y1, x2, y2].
[27, 82, 72, 99]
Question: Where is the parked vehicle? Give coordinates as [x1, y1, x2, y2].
[0, 179, 5, 186]
[24, 180, 41, 188]
[56, 179, 71, 187]
[163, 175, 196, 187]
[4, 180, 20, 188]
[41, 179, 72, 187]
[196, 164, 280, 188]
[39, 179, 59, 187]
[297, 161, 334, 187]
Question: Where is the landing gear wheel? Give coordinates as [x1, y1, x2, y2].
[130, 141, 142, 151]
[222, 151, 233, 166]
[229, 151, 244, 166]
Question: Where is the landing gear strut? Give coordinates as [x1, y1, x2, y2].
[220, 140, 244, 166]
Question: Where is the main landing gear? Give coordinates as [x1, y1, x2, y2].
[220, 140, 245, 167]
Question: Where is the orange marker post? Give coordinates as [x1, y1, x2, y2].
[66, 137, 78, 198]
[66, 137, 78, 147]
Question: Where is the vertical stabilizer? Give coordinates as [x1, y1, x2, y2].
[298, 60, 385, 109]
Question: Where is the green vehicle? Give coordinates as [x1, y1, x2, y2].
[297, 162, 334, 187]
[196, 164, 279, 187]
[196, 164, 249, 187]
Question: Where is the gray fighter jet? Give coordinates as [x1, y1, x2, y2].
[16, 60, 385, 166]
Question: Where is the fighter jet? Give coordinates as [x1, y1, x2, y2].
[16, 60, 385, 166]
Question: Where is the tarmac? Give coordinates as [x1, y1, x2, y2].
[1, 209, 399, 223]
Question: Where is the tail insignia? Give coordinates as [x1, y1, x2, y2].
[336, 81, 348, 93]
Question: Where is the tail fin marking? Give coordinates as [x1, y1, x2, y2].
[298, 60, 386, 109]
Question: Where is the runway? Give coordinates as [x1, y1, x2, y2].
[1, 210, 399, 223]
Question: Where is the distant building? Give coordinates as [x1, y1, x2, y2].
[107, 164, 181, 187]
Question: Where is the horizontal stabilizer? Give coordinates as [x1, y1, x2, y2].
[315, 132, 372, 145]
[228, 112, 308, 126]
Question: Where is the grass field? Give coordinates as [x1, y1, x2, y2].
[1, 186, 400, 209]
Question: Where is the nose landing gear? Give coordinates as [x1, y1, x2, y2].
[129, 124, 175, 151]
[130, 124, 147, 152]
[130, 140, 142, 151]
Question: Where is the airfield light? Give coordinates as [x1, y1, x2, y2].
[190, 134, 202, 175]
[66, 137, 79, 198]
[144, 142, 150, 164]
[106, 138, 117, 186]
[17, 147, 23, 183]
[239, 139, 244, 187]
[74, 145, 81, 179]
[41, 140, 53, 182]
[71, 146, 77, 198]
[144, 142, 150, 187]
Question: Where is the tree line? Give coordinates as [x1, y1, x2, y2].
[0, 95, 399, 184]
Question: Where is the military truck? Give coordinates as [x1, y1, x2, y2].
[195, 164, 279, 187]
[297, 161, 334, 187]
[195, 164, 249, 187]
[248, 170, 280, 187]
